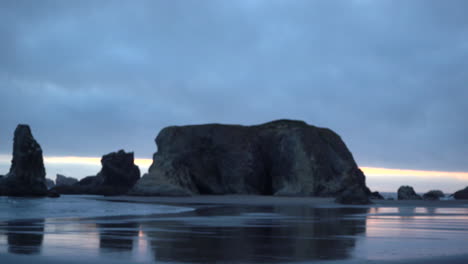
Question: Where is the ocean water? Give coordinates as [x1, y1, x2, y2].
[0, 196, 468, 263]
[0, 195, 194, 221]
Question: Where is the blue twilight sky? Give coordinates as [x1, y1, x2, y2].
[0, 0, 467, 192]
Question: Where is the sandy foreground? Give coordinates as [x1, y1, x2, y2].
[2, 253, 468, 264]
[1, 194, 468, 264]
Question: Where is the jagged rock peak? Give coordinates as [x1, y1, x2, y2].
[55, 174, 78, 186]
[99, 149, 140, 187]
[2, 124, 47, 196]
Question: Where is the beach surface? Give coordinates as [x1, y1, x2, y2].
[0, 195, 467, 263]
[97, 194, 468, 208]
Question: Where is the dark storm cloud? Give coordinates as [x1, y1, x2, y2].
[0, 0, 467, 171]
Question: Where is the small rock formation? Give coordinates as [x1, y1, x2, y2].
[45, 178, 55, 189]
[453, 187, 468, 200]
[55, 174, 78, 186]
[52, 150, 140, 196]
[422, 190, 444, 201]
[130, 120, 370, 203]
[0, 125, 48, 196]
[335, 188, 371, 204]
[397, 186, 422, 200]
[369, 191, 384, 200]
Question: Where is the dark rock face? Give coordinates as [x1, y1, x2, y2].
[397, 186, 422, 200]
[45, 178, 55, 189]
[52, 150, 140, 196]
[369, 191, 384, 200]
[0, 125, 47, 196]
[131, 120, 370, 202]
[422, 190, 444, 201]
[335, 188, 371, 205]
[454, 187, 468, 200]
[97, 150, 141, 188]
[55, 174, 78, 186]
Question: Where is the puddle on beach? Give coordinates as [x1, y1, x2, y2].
[0, 199, 468, 263]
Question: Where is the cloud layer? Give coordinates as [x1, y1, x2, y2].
[1, 0, 467, 171]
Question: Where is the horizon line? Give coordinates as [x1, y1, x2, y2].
[1, 154, 468, 180]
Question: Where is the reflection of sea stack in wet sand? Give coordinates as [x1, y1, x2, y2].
[0, 125, 48, 196]
[130, 120, 371, 204]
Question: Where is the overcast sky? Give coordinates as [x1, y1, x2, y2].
[1, 0, 467, 174]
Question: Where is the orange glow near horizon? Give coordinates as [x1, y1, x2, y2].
[1, 154, 468, 181]
[41, 157, 468, 181]
[360, 167, 468, 181]
[42, 156, 153, 168]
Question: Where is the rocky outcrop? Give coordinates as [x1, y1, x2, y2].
[55, 174, 78, 186]
[453, 187, 468, 200]
[52, 150, 140, 196]
[97, 150, 141, 189]
[422, 190, 444, 201]
[0, 125, 48, 196]
[130, 120, 370, 203]
[335, 188, 371, 204]
[397, 186, 422, 200]
[45, 178, 55, 189]
[369, 191, 384, 200]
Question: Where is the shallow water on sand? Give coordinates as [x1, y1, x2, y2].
[0, 197, 468, 263]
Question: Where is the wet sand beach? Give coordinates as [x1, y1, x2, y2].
[0, 195, 467, 263]
[97, 194, 468, 208]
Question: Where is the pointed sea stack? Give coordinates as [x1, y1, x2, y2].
[0, 125, 47, 196]
[130, 120, 371, 204]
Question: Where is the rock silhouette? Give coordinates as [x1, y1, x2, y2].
[397, 186, 422, 200]
[131, 120, 370, 203]
[453, 187, 468, 200]
[52, 150, 140, 195]
[55, 174, 78, 186]
[369, 191, 385, 200]
[0, 125, 47, 196]
[422, 190, 444, 200]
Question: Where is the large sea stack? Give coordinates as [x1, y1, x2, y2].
[0, 125, 47, 196]
[130, 120, 370, 203]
